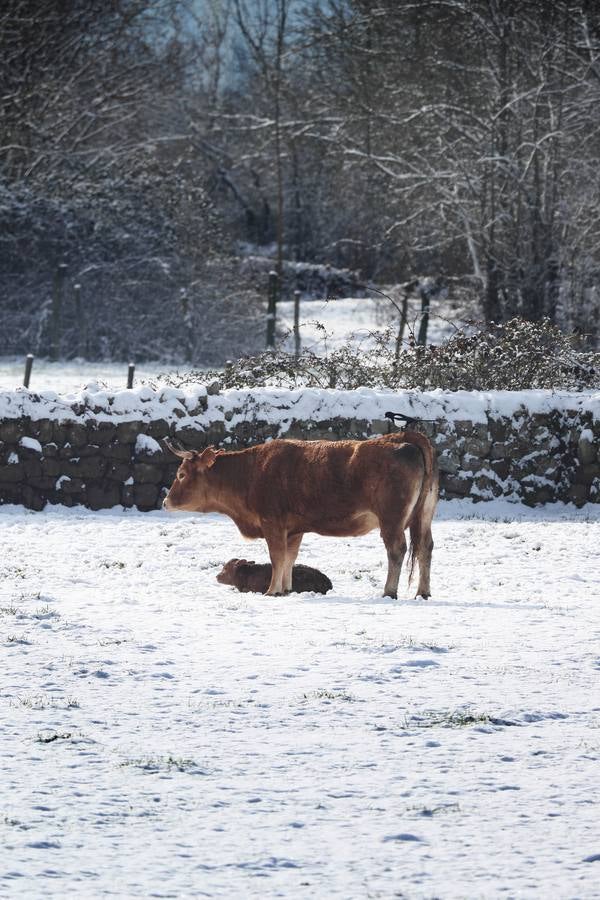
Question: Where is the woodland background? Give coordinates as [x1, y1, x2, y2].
[2, 0, 600, 364]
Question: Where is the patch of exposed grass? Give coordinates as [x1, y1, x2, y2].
[579, 740, 600, 758]
[33, 604, 59, 619]
[17, 591, 42, 603]
[410, 802, 461, 817]
[303, 689, 356, 702]
[13, 694, 79, 710]
[349, 568, 379, 587]
[36, 730, 73, 744]
[334, 633, 454, 654]
[198, 698, 248, 710]
[406, 709, 491, 729]
[6, 634, 32, 645]
[2, 814, 30, 830]
[119, 755, 203, 773]
[394, 635, 453, 653]
[0, 566, 27, 580]
[0, 605, 20, 617]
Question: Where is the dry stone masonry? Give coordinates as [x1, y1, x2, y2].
[0, 382, 598, 511]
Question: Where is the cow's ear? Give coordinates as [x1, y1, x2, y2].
[197, 446, 221, 470]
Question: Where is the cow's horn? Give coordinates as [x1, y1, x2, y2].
[164, 438, 196, 459]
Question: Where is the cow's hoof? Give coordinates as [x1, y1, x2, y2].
[384, 591, 397, 600]
[415, 593, 431, 601]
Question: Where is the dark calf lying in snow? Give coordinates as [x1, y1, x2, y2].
[217, 558, 333, 595]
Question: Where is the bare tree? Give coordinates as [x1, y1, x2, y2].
[0, 0, 269, 363]
[293, 0, 600, 340]
[231, 0, 294, 293]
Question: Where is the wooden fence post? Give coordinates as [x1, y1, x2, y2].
[73, 282, 88, 358]
[50, 262, 68, 360]
[127, 363, 135, 389]
[293, 289, 301, 358]
[417, 285, 430, 346]
[395, 291, 410, 362]
[23, 354, 34, 388]
[266, 270, 278, 348]
[180, 290, 194, 364]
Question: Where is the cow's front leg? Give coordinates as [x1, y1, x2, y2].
[262, 526, 288, 595]
[284, 534, 303, 593]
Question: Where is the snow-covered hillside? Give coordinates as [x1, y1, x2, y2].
[2, 500, 600, 897]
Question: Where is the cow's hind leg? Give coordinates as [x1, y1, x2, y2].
[410, 482, 437, 599]
[263, 526, 288, 595]
[381, 525, 407, 600]
[411, 523, 434, 599]
[284, 534, 303, 593]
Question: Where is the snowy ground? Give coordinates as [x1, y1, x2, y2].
[2, 499, 600, 898]
[278, 296, 387, 354]
[278, 294, 470, 354]
[0, 358, 161, 394]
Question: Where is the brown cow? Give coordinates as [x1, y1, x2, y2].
[163, 432, 438, 599]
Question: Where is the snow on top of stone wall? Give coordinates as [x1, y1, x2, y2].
[135, 434, 163, 455]
[0, 381, 598, 428]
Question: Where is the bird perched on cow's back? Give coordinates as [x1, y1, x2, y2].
[217, 559, 332, 594]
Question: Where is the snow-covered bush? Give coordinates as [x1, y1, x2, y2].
[393, 318, 599, 391]
[165, 318, 599, 392]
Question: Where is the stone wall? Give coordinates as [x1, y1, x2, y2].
[0, 386, 598, 510]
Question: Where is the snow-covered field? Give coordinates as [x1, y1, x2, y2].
[279, 296, 388, 353]
[279, 294, 469, 354]
[0, 358, 161, 394]
[2, 500, 600, 898]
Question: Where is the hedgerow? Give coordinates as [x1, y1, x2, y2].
[163, 318, 599, 392]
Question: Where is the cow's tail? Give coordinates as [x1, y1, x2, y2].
[397, 430, 439, 583]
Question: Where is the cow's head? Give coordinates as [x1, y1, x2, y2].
[162, 440, 222, 512]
